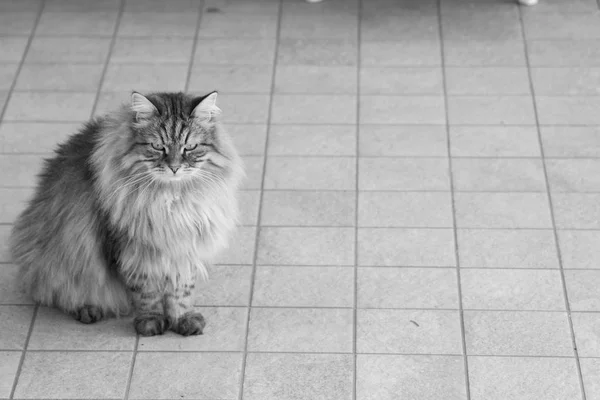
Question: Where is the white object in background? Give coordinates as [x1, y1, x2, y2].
[518, 0, 538, 5]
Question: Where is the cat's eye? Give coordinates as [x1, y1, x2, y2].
[184, 144, 198, 151]
[150, 143, 164, 151]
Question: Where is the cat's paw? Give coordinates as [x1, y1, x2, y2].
[134, 314, 169, 336]
[74, 305, 104, 324]
[171, 312, 206, 336]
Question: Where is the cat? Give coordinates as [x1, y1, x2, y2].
[10, 91, 244, 337]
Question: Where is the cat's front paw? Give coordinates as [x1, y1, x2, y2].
[134, 314, 169, 336]
[74, 305, 104, 324]
[171, 312, 206, 336]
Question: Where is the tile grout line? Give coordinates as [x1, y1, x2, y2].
[183, 0, 206, 93]
[122, 336, 139, 400]
[3, 2, 46, 398]
[8, 304, 38, 400]
[353, 0, 362, 399]
[237, 1, 284, 399]
[517, 6, 588, 400]
[437, 1, 471, 398]
[87, 0, 125, 119]
[0, 1, 45, 123]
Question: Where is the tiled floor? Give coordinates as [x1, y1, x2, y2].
[1, 0, 600, 398]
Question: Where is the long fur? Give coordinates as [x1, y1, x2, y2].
[10, 92, 244, 318]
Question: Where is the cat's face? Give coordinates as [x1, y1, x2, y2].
[127, 92, 232, 184]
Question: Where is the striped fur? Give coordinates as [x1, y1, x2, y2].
[10, 92, 243, 335]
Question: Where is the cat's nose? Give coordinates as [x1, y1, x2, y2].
[169, 166, 180, 174]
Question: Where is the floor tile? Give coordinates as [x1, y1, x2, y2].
[523, 12, 600, 40]
[0, 63, 19, 90]
[125, 0, 200, 13]
[461, 269, 564, 310]
[268, 125, 356, 156]
[360, 95, 445, 124]
[118, 12, 198, 37]
[199, 13, 277, 38]
[0, 188, 35, 223]
[442, 11, 521, 41]
[454, 193, 553, 228]
[357, 355, 467, 400]
[45, 0, 120, 11]
[277, 38, 357, 66]
[359, 158, 450, 190]
[239, 190, 260, 226]
[357, 309, 462, 354]
[257, 227, 355, 265]
[443, 40, 526, 66]
[220, 94, 270, 124]
[36, 11, 117, 35]
[28, 307, 135, 351]
[547, 159, 600, 192]
[243, 353, 353, 400]
[361, 12, 440, 41]
[531, 67, 600, 95]
[449, 126, 541, 157]
[138, 307, 247, 352]
[190, 64, 273, 93]
[274, 65, 356, 94]
[271, 94, 356, 124]
[0, 37, 29, 62]
[129, 352, 241, 399]
[264, 157, 355, 190]
[452, 158, 546, 192]
[537, 96, 600, 125]
[468, 356, 581, 400]
[26, 37, 110, 63]
[0, 265, 32, 304]
[528, 40, 600, 66]
[553, 193, 600, 229]
[280, 13, 357, 39]
[0, 91, 7, 112]
[227, 124, 267, 156]
[112, 37, 194, 63]
[0, 11, 37, 35]
[541, 126, 600, 157]
[94, 90, 129, 116]
[359, 125, 447, 157]
[525, 0, 598, 12]
[3, 92, 95, 122]
[358, 267, 458, 308]
[581, 359, 600, 400]
[457, 229, 559, 269]
[361, 40, 441, 66]
[0, 226, 10, 262]
[358, 191, 453, 228]
[248, 308, 353, 352]
[358, 228, 456, 267]
[14, 351, 131, 399]
[261, 190, 355, 226]
[0, 0, 41, 12]
[204, 0, 280, 15]
[102, 63, 188, 92]
[15, 63, 104, 91]
[445, 67, 530, 95]
[565, 270, 600, 311]
[0, 155, 45, 188]
[572, 313, 600, 357]
[447, 96, 535, 125]
[196, 265, 252, 306]
[214, 226, 256, 265]
[240, 156, 264, 190]
[0, 351, 20, 398]
[0, 306, 33, 350]
[558, 230, 600, 269]
[360, 67, 443, 95]
[252, 266, 354, 307]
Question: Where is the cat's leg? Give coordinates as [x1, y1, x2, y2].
[164, 275, 205, 336]
[128, 281, 169, 336]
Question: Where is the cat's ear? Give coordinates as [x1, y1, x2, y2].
[191, 91, 221, 123]
[131, 92, 157, 121]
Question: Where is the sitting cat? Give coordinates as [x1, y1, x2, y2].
[10, 91, 244, 337]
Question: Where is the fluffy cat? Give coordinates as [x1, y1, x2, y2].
[10, 91, 244, 336]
